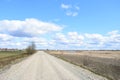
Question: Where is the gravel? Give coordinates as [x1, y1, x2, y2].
[0, 51, 108, 80]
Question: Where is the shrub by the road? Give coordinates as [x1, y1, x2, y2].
[26, 42, 36, 54]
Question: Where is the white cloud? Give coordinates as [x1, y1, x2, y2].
[84, 33, 106, 49]
[68, 32, 84, 40]
[107, 30, 120, 42]
[0, 34, 13, 41]
[72, 12, 78, 16]
[61, 4, 71, 9]
[61, 3, 80, 17]
[84, 33, 105, 43]
[0, 34, 28, 49]
[55, 33, 69, 44]
[23, 37, 47, 45]
[0, 18, 62, 37]
[53, 32, 84, 50]
[108, 30, 119, 35]
[106, 31, 120, 48]
[75, 6, 80, 10]
[53, 31, 120, 50]
[66, 12, 78, 16]
[84, 31, 120, 50]
[0, 41, 28, 49]
[0, 29, 120, 50]
[66, 12, 72, 16]
[67, 32, 84, 47]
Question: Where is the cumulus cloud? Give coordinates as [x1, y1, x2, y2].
[61, 4, 71, 9]
[106, 31, 120, 44]
[108, 30, 119, 35]
[0, 34, 13, 41]
[0, 18, 62, 37]
[83, 33, 106, 49]
[68, 32, 84, 44]
[0, 28, 120, 50]
[0, 33, 27, 49]
[53, 31, 120, 50]
[55, 33, 69, 45]
[61, 3, 80, 16]
[53, 32, 84, 50]
[83, 31, 120, 50]
[66, 11, 78, 16]
[75, 6, 80, 10]
[0, 41, 28, 49]
[103, 30, 120, 49]
[84, 33, 105, 44]
[23, 37, 48, 45]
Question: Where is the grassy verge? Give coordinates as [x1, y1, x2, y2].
[0, 51, 23, 58]
[0, 51, 29, 70]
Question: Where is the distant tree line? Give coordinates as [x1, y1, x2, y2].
[0, 48, 18, 51]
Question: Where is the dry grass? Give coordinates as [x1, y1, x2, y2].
[0, 51, 29, 70]
[47, 50, 120, 80]
[0, 53, 19, 59]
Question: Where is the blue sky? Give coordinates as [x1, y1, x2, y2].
[0, 0, 120, 50]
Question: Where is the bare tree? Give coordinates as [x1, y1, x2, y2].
[26, 42, 36, 54]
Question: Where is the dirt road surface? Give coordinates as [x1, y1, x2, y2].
[0, 51, 108, 80]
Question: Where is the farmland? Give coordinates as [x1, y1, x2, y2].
[0, 51, 108, 80]
[47, 50, 120, 80]
[0, 51, 29, 70]
[0, 51, 22, 58]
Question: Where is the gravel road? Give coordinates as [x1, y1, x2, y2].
[0, 51, 108, 80]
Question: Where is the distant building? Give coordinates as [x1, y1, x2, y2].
[0, 48, 18, 51]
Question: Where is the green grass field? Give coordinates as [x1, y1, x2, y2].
[0, 51, 28, 69]
[0, 51, 24, 58]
